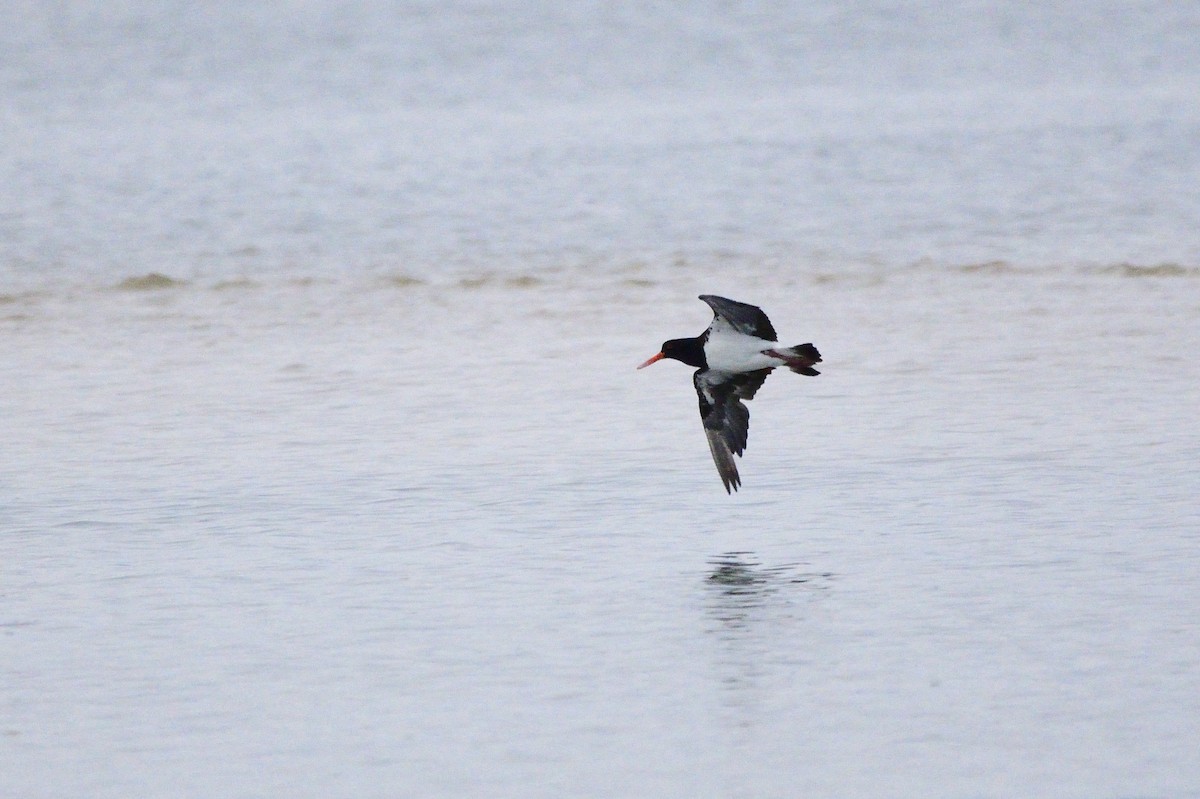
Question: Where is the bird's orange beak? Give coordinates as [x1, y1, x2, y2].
[637, 352, 665, 370]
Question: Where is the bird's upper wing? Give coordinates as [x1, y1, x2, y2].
[693, 367, 774, 493]
[698, 295, 777, 341]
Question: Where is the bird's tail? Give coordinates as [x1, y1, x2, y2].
[776, 343, 822, 375]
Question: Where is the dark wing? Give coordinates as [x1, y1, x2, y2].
[693, 368, 774, 493]
[698, 295, 777, 341]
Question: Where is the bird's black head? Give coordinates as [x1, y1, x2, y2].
[662, 337, 707, 368]
[638, 336, 707, 370]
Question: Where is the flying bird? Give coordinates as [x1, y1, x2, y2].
[638, 295, 821, 493]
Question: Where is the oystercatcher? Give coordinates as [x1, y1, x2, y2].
[637, 295, 821, 493]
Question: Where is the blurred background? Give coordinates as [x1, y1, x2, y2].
[3, 0, 1198, 287]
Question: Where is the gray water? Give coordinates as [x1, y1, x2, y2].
[4, 2, 1200, 797]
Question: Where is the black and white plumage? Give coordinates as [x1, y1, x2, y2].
[638, 295, 822, 493]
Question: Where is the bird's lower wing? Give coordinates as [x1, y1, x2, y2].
[703, 426, 741, 493]
[694, 368, 772, 493]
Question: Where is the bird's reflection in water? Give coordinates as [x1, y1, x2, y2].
[704, 552, 835, 744]
[706, 551, 832, 630]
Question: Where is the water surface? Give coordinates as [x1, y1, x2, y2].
[3, 2, 1200, 797]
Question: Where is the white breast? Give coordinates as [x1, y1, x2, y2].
[704, 317, 779, 372]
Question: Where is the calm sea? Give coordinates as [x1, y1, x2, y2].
[3, 2, 1199, 796]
